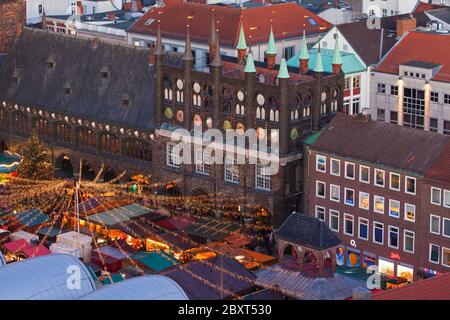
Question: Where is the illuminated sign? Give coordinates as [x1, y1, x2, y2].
[389, 252, 401, 260]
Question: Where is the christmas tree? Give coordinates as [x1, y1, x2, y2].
[18, 131, 53, 180]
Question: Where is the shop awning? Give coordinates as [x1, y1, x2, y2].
[13, 208, 50, 228]
[131, 251, 179, 272]
[156, 232, 196, 251]
[184, 218, 241, 242]
[87, 204, 150, 227]
[92, 245, 132, 261]
[3, 239, 33, 253]
[78, 198, 132, 216]
[22, 244, 51, 258]
[118, 220, 162, 239]
[37, 226, 67, 238]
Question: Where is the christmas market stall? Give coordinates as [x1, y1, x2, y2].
[7, 208, 50, 233]
[80, 204, 151, 238]
[37, 226, 69, 245]
[91, 245, 133, 273]
[0, 229, 10, 244]
[56, 231, 92, 263]
[164, 255, 257, 300]
[21, 244, 51, 258]
[10, 230, 39, 245]
[0, 150, 21, 184]
[2, 239, 33, 262]
[122, 251, 180, 273]
[183, 217, 241, 244]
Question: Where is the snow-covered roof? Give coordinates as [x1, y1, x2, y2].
[81, 275, 189, 300]
[0, 254, 97, 300]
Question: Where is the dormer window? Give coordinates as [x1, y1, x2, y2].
[123, 94, 131, 107]
[64, 83, 72, 96]
[100, 66, 110, 80]
[11, 69, 20, 85]
[47, 55, 56, 69]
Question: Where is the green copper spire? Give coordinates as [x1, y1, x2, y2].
[237, 21, 247, 50]
[332, 34, 343, 66]
[299, 30, 309, 60]
[244, 52, 256, 73]
[265, 25, 277, 55]
[277, 58, 290, 79]
[314, 45, 324, 73]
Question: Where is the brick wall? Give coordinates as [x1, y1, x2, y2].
[0, 0, 26, 54]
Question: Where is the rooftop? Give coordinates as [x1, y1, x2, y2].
[372, 272, 450, 300]
[375, 31, 450, 82]
[307, 113, 450, 175]
[128, 0, 332, 47]
[0, 28, 156, 132]
[275, 212, 341, 251]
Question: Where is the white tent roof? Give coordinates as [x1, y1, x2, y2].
[81, 275, 189, 300]
[0, 254, 97, 300]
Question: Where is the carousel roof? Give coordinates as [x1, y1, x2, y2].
[0, 254, 97, 299]
[0, 151, 21, 173]
[275, 212, 341, 251]
[81, 275, 189, 300]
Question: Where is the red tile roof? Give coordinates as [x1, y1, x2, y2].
[129, 0, 332, 47]
[308, 113, 450, 175]
[374, 31, 450, 82]
[372, 273, 450, 300]
[426, 142, 450, 185]
[414, 1, 447, 13]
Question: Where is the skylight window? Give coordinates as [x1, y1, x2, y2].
[307, 17, 318, 26]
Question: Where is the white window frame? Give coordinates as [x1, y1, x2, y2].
[443, 218, 450, 238]
[389, 199, 400, 219]
[344, 188, 355, 206]
[195, 148, 210, 176]
[403, 230, 415, 254]
[316, 154, 326, 173]
[224, 155, 239, 183]
[389, 172, 400, 191]
[404, 203, 416, 223]
[330, 158, 340, 177]
[316, 181, 326, 198]
[315, 205, 325, 221]
[429, 243, 440, 264]
[430, 214, 441, 235]
[359, 191, 370, 210]
[374, 169, 385, 187]
[405, 176, 416, 195]
[374, 195, 385, 214]
[330, 184, 340, 202]
[442, 247, 450, 267]
[388, 226, 399, 249]
[358, 217, 369, 241]
[166, 143, 180, 168]
[373, 221, 384, 245]
[255, 164, 272, 191]
[329, 210, 340, 232]
[359, 165, 370, 184]
[444, 190, 450, 208]
[344, 213, 354, 236]
[345, 162, 355, 180]
[431, 187, 442, 206]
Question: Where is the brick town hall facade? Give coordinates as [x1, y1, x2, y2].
[0, 18, 344, 228]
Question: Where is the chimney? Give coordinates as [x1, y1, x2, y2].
[397, 16, 417, 37]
